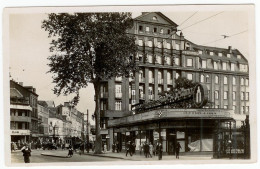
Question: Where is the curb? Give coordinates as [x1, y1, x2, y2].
[41, 153, 69, 158]
[83, 153, 124, 159]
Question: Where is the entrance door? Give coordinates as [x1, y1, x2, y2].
[168, 134, 176, 155]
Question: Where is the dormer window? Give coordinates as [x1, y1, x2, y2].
[199, 50, 203, 55]
[160, 28, 164, 34]
[167, 29, 171, 34]
[237, 55, 241, 59]
[145, 26, 150, 32]
[153, 27, 157, 33]
[218, 53, 222, 57]
[210, 51, 214, 56]
[139, 25, 143, 32]
[152, 16, 158, 21]
[227, 53, 231, 58]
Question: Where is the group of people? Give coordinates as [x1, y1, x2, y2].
[125, 141, 136, 156]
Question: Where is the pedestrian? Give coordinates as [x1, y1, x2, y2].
[132, 142, 136, 155]
[144, 142, 149, 158]
[104, 144, 107, 153]
[175, 142, 182, 159]
[112, 143, 115, 153]
[157, 142, 163, 160]
[68, 145, 73, 158]
[125, 141, 132, 157]
[116, 142, 119, 153]
[21, 144, 31, 163]
[149, 142, 153, 158]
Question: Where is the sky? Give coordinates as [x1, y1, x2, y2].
[8, 6, 253, 124]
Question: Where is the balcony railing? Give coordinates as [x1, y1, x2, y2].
[167, 79, 173, 85]
[115, 93, 122, 98]
[149, 78, 155, 84]
[139, 77, 145, 83]
[158, 79, 164, 85]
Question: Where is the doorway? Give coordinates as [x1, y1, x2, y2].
[168, 133, 176, 155]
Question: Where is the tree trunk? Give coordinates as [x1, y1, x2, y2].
[94, 81, 102, 154]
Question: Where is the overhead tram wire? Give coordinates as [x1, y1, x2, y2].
[202, 30, 248, 45]
[180, 11, 224, 31]
[178, 11, 198, 27]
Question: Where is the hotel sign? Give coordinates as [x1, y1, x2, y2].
[11, 130, 30, 135]
[182, 50, 199, 56]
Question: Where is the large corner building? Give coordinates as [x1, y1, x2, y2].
[97, 12, 249, 154]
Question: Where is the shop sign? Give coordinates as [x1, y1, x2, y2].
[193, 84, 208, 108]
[11, 130, 30, 136]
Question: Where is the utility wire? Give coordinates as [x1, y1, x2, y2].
[202, 30, 248, 45]
[178, 11, 198, 27]
[181, 11, 224, 31]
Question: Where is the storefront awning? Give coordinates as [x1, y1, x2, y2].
[108, 109, 234, 127]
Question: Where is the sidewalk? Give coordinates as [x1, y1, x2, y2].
[41, 150, 213, 161]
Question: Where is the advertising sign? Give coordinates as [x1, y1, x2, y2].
[11, 130, 30, 135]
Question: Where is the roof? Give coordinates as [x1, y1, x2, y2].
[38, 100, 55, 108]
[134, 12, 178, 27]
[10, 88, 23, 98]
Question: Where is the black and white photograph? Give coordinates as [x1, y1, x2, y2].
[2, 4, 257, 166]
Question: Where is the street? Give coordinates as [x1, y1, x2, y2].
[11, 149, 125, 163]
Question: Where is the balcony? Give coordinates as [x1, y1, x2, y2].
[167, 79, 173, 85]
[11, 116, 31, 122]
[149, 78, 155, 84]
[115, 93, 122, 99]
[158, 79, 164, 85]
[139, 77, 145, 83]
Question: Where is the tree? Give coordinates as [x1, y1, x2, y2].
[42, 13, 138, 154]
[174, 76, 199, 89]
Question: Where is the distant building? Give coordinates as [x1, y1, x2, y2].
[37, 102, 50, 142]
[10, 80, 39, 144]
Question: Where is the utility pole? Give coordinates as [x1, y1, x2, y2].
[82, 112, 85, 153]
[87, 109, 89, 153]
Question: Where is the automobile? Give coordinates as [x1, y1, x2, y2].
[42, 143, 57, 150]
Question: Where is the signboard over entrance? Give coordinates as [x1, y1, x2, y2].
[11, 130, 30, 135]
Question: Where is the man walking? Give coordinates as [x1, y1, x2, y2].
[157, 142, 163, 160]
[175, 142, 182, 159]
[21, 144, 31, 163]
[125, 141, 132, 157]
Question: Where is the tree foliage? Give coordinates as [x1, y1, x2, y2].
[174, 76, 199, 89]
[42, 13, 137, 103]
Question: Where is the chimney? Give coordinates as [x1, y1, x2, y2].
[228, 46, 232, 53]
[19, 82, 23, 86]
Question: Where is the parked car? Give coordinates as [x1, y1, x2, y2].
[43, 143, 57, 150]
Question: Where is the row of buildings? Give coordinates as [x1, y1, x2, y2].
[96, 12, 250, 155]
[10, 80, 90, 147]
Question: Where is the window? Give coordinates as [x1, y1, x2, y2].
[241, 106, 245, 114]
[138, 39, 143, 46]
[153, 27, 157, 33]
[233, 92, 236, 100]
[218, 53, 222, 57]
[241, 92, 245, 100]
[175, 44, 180, 50]
[146, 26, 150, 32]
[222, 62, 227, 70]
[224, 76, 228, 85]
[233, 105, 236, 111]
[160, 28, 164, 34]
[139, 54, 143, 62]
[175, 58, 180, 66]
[115, 101, 122, 110]
[210, 51, 214, 56]
[205, 75, 210, 83]
[158, 86, 162, 94]
[215, 91, 219, 99]
[167, 71, 172, 84]
[167, 43, 171, 49]
[139, 25, 143, 31]
[214, 62, 218, 70]
[148, 86, 154, 100]
[237, 55, 241, 59]
[200, 75, 205, 83]
[224, 105, 228, 109]
[187, 58, 193, 67]
[245, 92, 249, 101]
[166, 56, 171, 65]
[176, 72, 180, 79]
[227, 53, 231, 58]
[240, 64, 248, 72]
[215, 76, 219, 84]
[241, 78, 244, 85]
[199, 50, 203, 55]
[115, 84, 121, 94]
[148, 41, 153, 47]
[158, 71, 163, 84]
[152, 16, 157, 20]
[187, 73, 193, 80]
[224, 91, 228, 100]
[202, 60, 207, 68]
[167, 29, 171, 34]
[148, 54, 153, 63]
[245, 78, 249, 86]
[115, 76, 122, 81]
[157, 55, 162, 64]
[246, 106, 249, 113]
[157, 41, 162, 48]
[231, 63, 235, 71]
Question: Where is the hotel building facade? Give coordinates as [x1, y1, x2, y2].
[97, 12, 249, 154]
